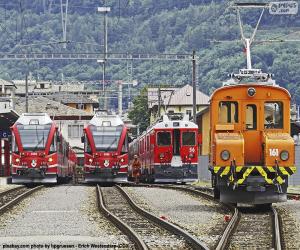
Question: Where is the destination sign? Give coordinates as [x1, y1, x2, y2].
[269, 1, 298, 15]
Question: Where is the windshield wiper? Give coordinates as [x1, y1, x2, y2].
[33, 131, 45, 152]
[105, 138, 117, 152]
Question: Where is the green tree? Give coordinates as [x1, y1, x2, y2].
[128, 87, 150, 133]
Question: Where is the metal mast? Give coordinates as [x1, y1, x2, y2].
[60, 0, 69, 49]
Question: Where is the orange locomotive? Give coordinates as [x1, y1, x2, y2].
[210, 70, 296, 204]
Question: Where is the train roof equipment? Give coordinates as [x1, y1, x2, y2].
[224, 2, 297, 86]
[89, 110, 124, 127]
[149, 113, 197, 130]
[15, 113, 53, 125]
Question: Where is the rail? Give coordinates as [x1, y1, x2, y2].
[0, 185, 43, 214]
[96, 185, 147, 250]
[116, 185, 210, 250]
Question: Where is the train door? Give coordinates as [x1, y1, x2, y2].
[242, 102, 262, 165]
[173, 129, 180, 155]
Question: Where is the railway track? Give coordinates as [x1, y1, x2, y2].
[135, 184, 283, 250]
[0, 185, 43, 215]
[96, 184, 209, 250]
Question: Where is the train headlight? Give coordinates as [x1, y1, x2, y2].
[247, 87, 256, 97]
[159, 153, 165, 159]
[188, 153, 194, 158]
[48, 157, 53, 163]
[89, 158, 93, 163]
[120, 158, 124, 163]
[15, 158, 20, 163]
[280, 151, 289, 161]
[221, 150, 230, 161]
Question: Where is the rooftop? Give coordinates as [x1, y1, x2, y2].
[14, 96, 91, 117]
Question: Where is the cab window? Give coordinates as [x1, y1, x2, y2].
[246, 104, 257, 130]
[264, 102, 283, 129]
[182, 132, 196, 146]
[157, 132, 171, 146]
[218, 101, 238, 123]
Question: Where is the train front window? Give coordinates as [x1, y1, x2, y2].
[182, 132, 196, 146]
[264, 102, 283, 129]
[17, 124, 51, 151]
[246, 104, 257, 130]
[157, 132, 171, 146]
[91, 126, 122, 151]
[218, 101, 238, 123]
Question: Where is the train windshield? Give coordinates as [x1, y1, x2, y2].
[91, 125, 122, 151]
[17, 124, 51, 151]
[182, 132, 196, 146]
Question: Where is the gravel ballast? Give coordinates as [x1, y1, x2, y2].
[124, 186, 230, 249]
[0, 185, 130, 249]
[274, 200, 300, 249]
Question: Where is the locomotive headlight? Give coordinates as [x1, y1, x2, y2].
[221, 150, 230, 161]
[120, 158, 124, 163]
[247, 87, 256, 97]
[188, 153, 194, 158]
[89, 158, 93, 163]
[159, 153, 165, 159]
[48, 157, 53, 163]
[15, 158, 20, 163]
[280, 150, 289, 161]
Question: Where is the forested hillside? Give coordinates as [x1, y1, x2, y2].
[0, 0, 299, 102]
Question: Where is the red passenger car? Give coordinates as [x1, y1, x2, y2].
[129, 113, 198, 183]
[82, 111, 129, 183]
[11, 113, 75, 183]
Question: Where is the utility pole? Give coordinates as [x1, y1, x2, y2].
[60, 0, 69, 49]
[25, 74, 28, 113]
[192, 50, 197, 123]
[98, 2, 111, 111]
[158, 85, 161, 118]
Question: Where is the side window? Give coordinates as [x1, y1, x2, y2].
[246, 104, 257, 130]
[84, 135, 92, 154]
[49, 132, 57, 153]
[121, 134, 128, 154]
[264, 102, 283, 129]
[218, 101, 238, 123]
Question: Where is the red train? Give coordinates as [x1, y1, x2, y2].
[129, 113, 198, 183]
[10, 113, 76, 184]
[82, 111, 129, 183]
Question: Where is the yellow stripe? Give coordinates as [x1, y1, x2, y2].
[279, 167, 289, 176]
[256, 166, 273, 184]
[290, 166, 297, 173]
[276, 176, 284, 185]
[213, 166, 220, 174]
[236, 166, 243, 172]
[266, 166, 276, 172]
[237, 166, 255, 184]
[220, 167, 230, 177]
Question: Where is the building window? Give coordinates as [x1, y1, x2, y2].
[68, 124, 84, 138]
[40, 83, 45, 89]
[168, 110, 175, 114]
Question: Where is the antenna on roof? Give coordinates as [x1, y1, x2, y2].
[224, 1, 298, 85]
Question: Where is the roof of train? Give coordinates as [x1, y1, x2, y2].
[145, 114, 197, 134]
[89, 112, 124, 127]
[15, 113, 53, 125]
